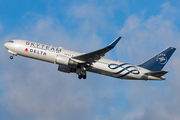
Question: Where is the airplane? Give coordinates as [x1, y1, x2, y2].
[4, 37, 176, 80]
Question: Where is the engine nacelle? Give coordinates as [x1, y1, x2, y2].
[56, 55, 69, 66]
[58, 65, 76, 73]
[56, 55, 78, 68]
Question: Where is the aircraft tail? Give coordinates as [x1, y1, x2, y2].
[138, 47, 176, 71]
[145, 71, 168, 77]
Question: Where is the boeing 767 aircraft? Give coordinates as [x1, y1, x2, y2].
[4, 37, 176, 80]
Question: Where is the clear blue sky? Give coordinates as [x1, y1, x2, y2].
[0, 0, 180, 120]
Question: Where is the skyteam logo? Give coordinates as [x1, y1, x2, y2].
[156, 54, 167, 64]
[108, 63, 140, 78]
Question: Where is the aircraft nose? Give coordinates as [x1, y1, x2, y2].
[4, 42, 11, 49]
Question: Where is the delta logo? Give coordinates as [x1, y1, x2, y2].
[24, 48, 28, 52]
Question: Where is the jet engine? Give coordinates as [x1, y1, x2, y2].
[58, 65, 76, 73]
[56, 55, 78, 68]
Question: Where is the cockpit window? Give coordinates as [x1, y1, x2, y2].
[9, 41, 14, 43]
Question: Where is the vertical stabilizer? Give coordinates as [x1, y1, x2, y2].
[139, 47, 176, 71]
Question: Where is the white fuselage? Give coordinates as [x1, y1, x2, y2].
[4, 40, 165, 80]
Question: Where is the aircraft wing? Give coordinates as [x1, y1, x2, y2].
[72, 37, 121, 64]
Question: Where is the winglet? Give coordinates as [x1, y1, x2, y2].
[107, 36, 122, 48]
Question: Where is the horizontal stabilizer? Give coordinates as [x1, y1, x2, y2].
[145, 71, 168, 77]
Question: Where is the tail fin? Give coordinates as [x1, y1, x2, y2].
[138, 47, 176, 71]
